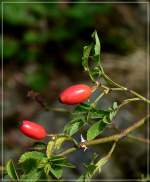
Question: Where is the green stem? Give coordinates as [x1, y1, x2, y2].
[102, 73, 127, 90]
[47, 108, 71, 113]
[58, 147, 76, 156]
[92, 92, 105, 107]
[102, 73, 150, 104]
[118, 97, 141, 109]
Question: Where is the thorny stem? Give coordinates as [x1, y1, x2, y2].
[58, 114, 149, 156]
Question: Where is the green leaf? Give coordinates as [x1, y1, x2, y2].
[50, 156, 65, 162]
[90, 110, 109, 119]
[19, 151, 46, 164]
[43, 163, 51, 175]
[82, 30, 102, 82]
[46, 140, 55, 158]
[74, 103, 91, 113]
[6, 160, 19, 181]
[22, 159, 38, 174]
[87, 121, 106, 141]
[77, 143, 116, 182]
[64, 103, 91, 136]
[65, 120, 84, 136]
[49, 166, 63, 179]
[92, 30, 101, 57]
[50, 156, 75, 168]
[82, 44, 93, 71]
[20, 168, 42, 182]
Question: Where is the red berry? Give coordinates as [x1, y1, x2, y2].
[59, 84, 92, 105]
[19, 120, 47, 140]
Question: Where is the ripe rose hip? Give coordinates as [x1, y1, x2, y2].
[19, 120, 47, 140]
[59, 84, 92, 105]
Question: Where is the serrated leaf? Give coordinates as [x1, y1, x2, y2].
[46, 140, 55, 158]
[66, 120, 84, 136]
[87, 121, 106, 140]
[20, 168, 42, 182]
[19, 151, 46, 164]
[21, 159, 38, 173]
[6, 160, 19, 181]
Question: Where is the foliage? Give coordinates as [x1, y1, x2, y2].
[5, 30, 149, 181]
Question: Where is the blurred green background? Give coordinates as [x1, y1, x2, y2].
[1, 1, 148, 181]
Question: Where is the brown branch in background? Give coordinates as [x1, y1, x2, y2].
[110, 123, 150, 144]
[27, 90, 70, 113]
[27, 90, 49, 110]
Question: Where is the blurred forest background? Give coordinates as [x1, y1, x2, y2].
[1, 1, 149, 181]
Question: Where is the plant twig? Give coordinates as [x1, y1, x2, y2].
[102, 72, 150, 104]
[118, 97, 142, 109]
[127, 135, 150, 144]
[110, 123, 150, 144]
[92, 92, 105, 107]
[58, 115, 149, 156]
[58, 147, 76, 156]
[87, 114, 149, 146]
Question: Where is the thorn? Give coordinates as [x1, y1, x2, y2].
[80, 134, 88, 152]
[80, 134, 86, 142]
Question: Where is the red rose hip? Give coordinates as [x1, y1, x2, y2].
[59, 84, 92, 105]
[19, 120, 47, 140]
